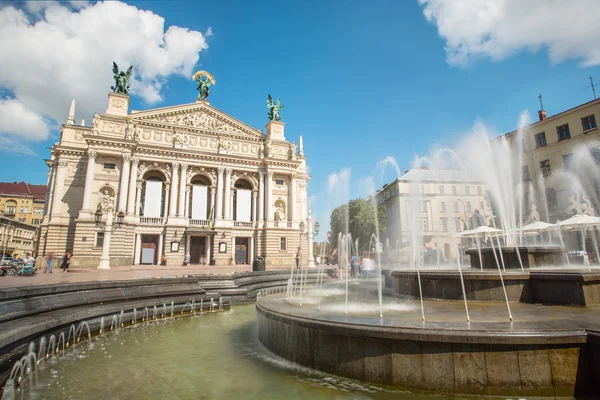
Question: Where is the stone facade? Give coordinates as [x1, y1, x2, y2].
[38, 92, 309, 268]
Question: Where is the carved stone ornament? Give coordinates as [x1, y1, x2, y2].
[140, 109, 245, 134]
[99, 190, 116, 212]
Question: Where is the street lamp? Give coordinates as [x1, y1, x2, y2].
[95, 192, 125, 270]
[95, 209, 125, 230]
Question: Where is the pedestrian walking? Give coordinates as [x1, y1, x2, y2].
[44, 253, 55, 273]
[295, 246, 301, 270]
[61, 252, 71, 272]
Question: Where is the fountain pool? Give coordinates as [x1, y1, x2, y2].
[15, 304, 462, 400]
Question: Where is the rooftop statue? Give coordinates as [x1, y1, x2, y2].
[267, 94, 284, 121]
[193, 70, 216, 100]
[110, 62, 133, 95]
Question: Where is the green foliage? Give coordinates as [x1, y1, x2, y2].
[329, 198, 386, 252]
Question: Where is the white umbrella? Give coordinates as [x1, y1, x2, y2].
[457, 226, 504, 271]
[556, 214, 600, 264]
[519, 221, 555, 233]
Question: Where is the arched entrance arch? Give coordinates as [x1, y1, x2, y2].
[141, 170, 167, 217]
[233, 178, 253, 222]
[189, 174, 211, 220]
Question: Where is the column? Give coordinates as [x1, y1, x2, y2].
[98, 209, 113, 270]
[178, 164, 187, 216]
[134, 233, 142, 265]
[135, 184, 142, 216]
[184, 187, 190, 218]
[289, 174, 297, 224]
[51, 160, 68, 217]
[126, 157, 139, 215]
[249, 235, 254, 266]
[307, 210, 315, 268]
[209, 187, 216, 219]
[185, 234, 191, 262]
[207, 236, 212, 265]
[163, 184, 170, 217]
[169, 162, 179, 216]
[44, 163, 57, 217]
[79, 150, 97, 215]
[157, 233, 163, 265]
[258, 172, 264, 222]
[230, 191, 235, 220]
[224, 168, 232, 219]
[216, 167, 224, 219]
[251, 191, 257, 222]
[118, 154, 131, 212]
[266, 171, 273, 221]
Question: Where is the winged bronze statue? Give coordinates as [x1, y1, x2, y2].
[110, 62, 133, 95]
[267, 94, 284, 121]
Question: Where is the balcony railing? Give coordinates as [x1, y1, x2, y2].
[190, 219, 209, 227]
[139, 217, 165, 225]
[234, 221, 253, 228]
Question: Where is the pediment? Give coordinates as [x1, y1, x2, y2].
[130, 102, 263, 138]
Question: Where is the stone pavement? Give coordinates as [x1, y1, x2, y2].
[0, 264, 297, 288]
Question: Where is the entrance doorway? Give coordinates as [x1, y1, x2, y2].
[235, 237, 249, 264]
[141, 235, 159, 265]
[190, 236, 207, 265]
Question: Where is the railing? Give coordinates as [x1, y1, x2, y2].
[138, 217, 165, 225]
[189, 219, 209, 227]
[234, 221, 253, 228]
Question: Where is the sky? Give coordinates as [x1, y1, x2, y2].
[1, 0, 600, 231]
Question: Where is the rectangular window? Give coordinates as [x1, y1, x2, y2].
[522, 165, 530, 181]
[540, 159, 552, 177]
[420, 185, 424, 194]
[557, 124, 570, 141]
[421, 220, 428, 232]
[440, 201, 446, 213]
[562, 153, 573, 171]
[103, 163, 116, 170]
[23, 207, 28, 214]
[19, 207, 24, 213]
[32, 219, 40, 225]
[465, 186, 470, 195]
[582, 114, 597, 131]
[442, 219, 448, 232]
[592, 147, 600, 164]
[439, 186, 444, 194]
[455, 218, 461, 232]
[466, 202, 472, 212]
[454, 201, 459, 212]
[275, 179, 284, 185]
[477, 186, 482, 195]
[479, 201, 484, 211]
[535, 132, 547, 148]
[452, 186, 457, 195]
[6, 206, 16, 214]
[540, 160, 552, 176]
[280, 237, 287, 251]
[18, 218, 25, 223]
[96, 232, 104, 247]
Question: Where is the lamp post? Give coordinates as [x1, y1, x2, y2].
[1, 217, 13, 260]
[95, 197, 125, 270]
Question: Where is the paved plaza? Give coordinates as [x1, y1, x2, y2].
[0, 264, 295, 288]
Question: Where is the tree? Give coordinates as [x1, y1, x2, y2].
[329, 198, 386, 253]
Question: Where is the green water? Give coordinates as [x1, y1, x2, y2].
[22, 305, 469, 400]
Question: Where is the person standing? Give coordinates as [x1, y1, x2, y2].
[60, 252, 71, 272]
[23, 253, 35, 266]
[44, 253, 55, 273]
[295, 246, 301, 270]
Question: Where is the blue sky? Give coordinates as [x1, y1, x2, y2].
[1, 0, 600, 229]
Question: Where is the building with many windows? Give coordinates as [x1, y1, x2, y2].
[498, 98, 600, 224]
[368, 169, 490, 262]
[0, 181, 46, 226]
[38, 87, 310, 269]
[0, 215, 38, 260]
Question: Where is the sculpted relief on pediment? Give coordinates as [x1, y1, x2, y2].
[137, 109, 250, 135]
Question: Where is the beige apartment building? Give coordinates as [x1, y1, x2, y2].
[38, 87, 311, 269]
[499, 99, 600, 223]
[0, 215, 38, 259]
[369, 169, 490, 262]
[0, 182, 46, 226]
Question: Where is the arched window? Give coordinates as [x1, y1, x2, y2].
[189, 175, 211, 220]
[234, 179, 252, 222]
[142, 171, 166, 217]
[546, 188, 558, 210]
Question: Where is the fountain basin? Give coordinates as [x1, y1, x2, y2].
[466, 246, 564, 269]
[257, 294, 600, 397]
[390, 270, 600, 306]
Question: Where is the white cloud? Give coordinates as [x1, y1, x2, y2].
[0, 98, 50, 140]
[0, 1, 211, 147]
[419, 0, 600, 67]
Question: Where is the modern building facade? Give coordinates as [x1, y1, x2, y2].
[369, 169, 490, 262]
[38, 89, 310, 269]
[498, 99, 600, 223]
[0, 181, 46, 226]
[0, 215, 38, 259]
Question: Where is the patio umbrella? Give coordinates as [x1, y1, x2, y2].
[556, 215, 600, 264]
[458, 226, 504, 271]
[519, 221, 555, 233]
